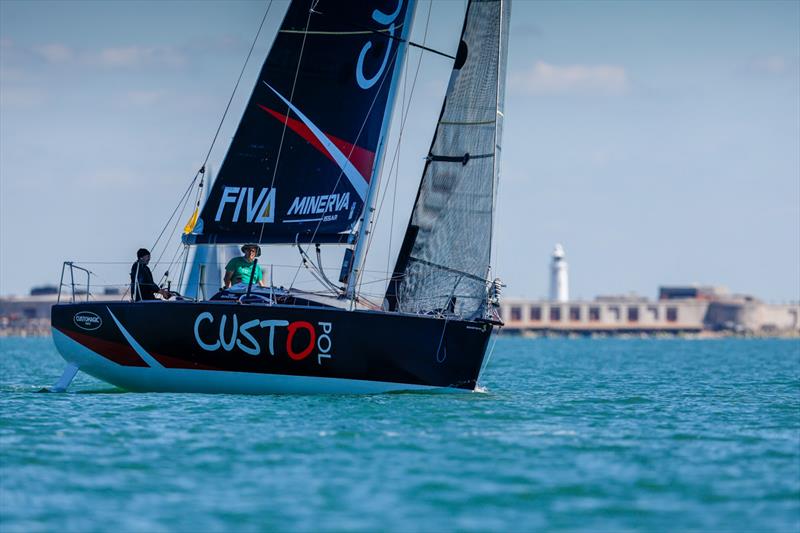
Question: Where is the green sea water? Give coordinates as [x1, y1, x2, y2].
[1, 337, 798, 532]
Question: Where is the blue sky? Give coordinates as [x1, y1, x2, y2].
[1, 0, 798, 302]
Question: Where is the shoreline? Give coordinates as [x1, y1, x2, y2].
[2, 326, 797, 340]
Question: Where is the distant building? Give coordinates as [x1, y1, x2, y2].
[549, 244, 569, 303]
[0, 286, 122, 336]
[499, 286, 799, 336]
[659, 285, 728, 301]
[29, 285, 59, 296]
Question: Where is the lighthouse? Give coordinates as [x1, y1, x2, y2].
[549, 244, 569, 302]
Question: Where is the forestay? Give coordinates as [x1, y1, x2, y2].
[385, 0, 510, 318]
[184, 0, 416, 245]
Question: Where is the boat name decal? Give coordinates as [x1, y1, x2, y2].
[356, 0, 403, 89]
[214, 187, 276, 223]
[73, 311, 102, 331]
[193, 312, 333, 364]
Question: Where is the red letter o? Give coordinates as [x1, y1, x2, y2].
[286, 321, 316, 361]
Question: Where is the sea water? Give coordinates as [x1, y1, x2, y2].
[1, 337, 798, 532]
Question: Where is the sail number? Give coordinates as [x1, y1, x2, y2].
[193, 312, 333, 365]
[356, 0, 403, 89]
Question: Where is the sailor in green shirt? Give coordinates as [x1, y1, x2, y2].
[224, 244, 266, 288]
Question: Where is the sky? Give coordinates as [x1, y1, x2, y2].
[1, 0, 798, 302]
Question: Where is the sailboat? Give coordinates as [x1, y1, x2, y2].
[50, 0, 510, 394]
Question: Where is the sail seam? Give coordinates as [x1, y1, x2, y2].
[407, 256, 487, 284]
[439, 119, 496, 126]
[427, 153, 494, 162]
[280, 28, 398, 35]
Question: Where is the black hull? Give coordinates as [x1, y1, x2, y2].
[51, 301, 494, 393]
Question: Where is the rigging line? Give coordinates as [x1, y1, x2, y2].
[153, 1, 274, 257]
[291, 4, 426, 280]
[150, 176, 197, 255]
[166, 241, 188, 282]
[355, 0, 434, 296]
[489, 0, 506, 290]
[294, 239, 332, 294]
[285, 28, 406, 292]
[176, 242, 192, 292]
[301, 40, 403, 245]
[316, 13, 453, 60]
[67, 259, 404, 274]
[434, 315, 449, 364]
[385, 50, 408, 280]
[357, 79, 424, 291]
[287, 2, 432, 286]
[257, 2, 315, 246]
[406, 38, 454, 60]
[296, 243, 338, 294]
[315, 246, 343, 293]
[200, 0, 274, 171]
[152, 182, 195, 275]
[155, 241, 187, 290]
[296, 54, 393, 248]
[384, 9, 419, 280]
[480, 329, 501, 377]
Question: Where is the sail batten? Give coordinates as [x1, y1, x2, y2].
[386, 0, 510, 318]
[184, 0, 416, 246]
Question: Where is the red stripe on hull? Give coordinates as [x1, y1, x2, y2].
[55, 327, 148, 367]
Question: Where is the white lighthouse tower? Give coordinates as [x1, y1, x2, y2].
[549, 243, 569, 302]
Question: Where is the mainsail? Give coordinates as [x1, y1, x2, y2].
[184, 0, 416, 245]
[385, 0, 510, 318]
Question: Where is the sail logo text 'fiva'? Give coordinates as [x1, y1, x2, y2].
[286, 193, 351, 217]
[214, 186, 275, 223]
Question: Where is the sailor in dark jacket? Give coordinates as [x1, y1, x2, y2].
[130, 248, 168, 301]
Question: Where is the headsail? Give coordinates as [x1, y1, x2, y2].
[385, 0, 510, 318]
[184, 0, 416, 245]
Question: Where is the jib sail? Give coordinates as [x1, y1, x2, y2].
[184, 0, 416, 245]
[385, 0, 510, 318]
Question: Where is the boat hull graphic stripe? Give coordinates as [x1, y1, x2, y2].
[106, 307, 163, 368]
[263, 82, 369, 200]
[258, 105, 375, 186]
[53, 326, 148, 367]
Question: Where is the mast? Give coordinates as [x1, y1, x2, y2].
[345, 1, 417, 300]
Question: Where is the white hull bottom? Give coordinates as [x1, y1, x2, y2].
[52, 329, 457, 395]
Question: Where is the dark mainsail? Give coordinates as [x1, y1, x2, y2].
[184, 0, 416, 245]
[385, 0, 510, 318]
